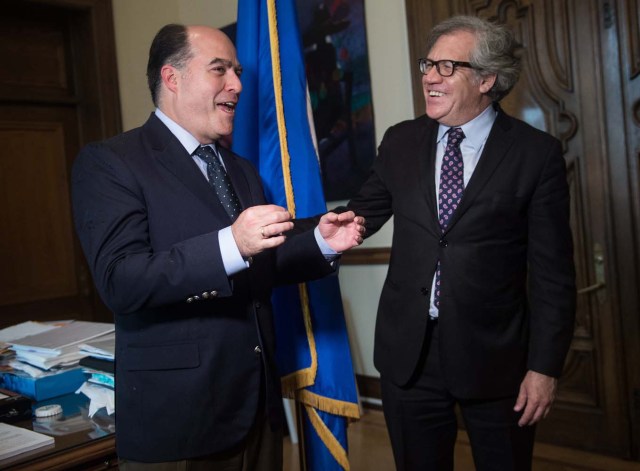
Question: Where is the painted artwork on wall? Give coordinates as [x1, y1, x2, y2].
[297, 0, 376, 201]
[224, 0, 376, 201]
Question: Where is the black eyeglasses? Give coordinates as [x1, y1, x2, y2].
[418, 58, 475, 77]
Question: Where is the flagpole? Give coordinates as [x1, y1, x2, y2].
[295, 401, 308, 471]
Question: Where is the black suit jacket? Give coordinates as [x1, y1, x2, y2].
[71, 114, 334, 462]
[347, 107, 576, 398]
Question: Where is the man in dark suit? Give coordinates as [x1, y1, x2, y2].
[71, 24, 364, 470]
[342, 15, 576, 470]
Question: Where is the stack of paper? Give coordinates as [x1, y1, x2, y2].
[79, 333, 115, 361]
[10, 321, 114, 371]
[0, 321, 115, 401]
[0, 321, 60, 362]
[0, 321, 60, 347]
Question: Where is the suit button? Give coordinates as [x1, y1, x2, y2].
[439, 238, 448, 247]
[255, 302, 261, 309]
[420, 287, 429, 296]
[210, 291, 218, 297]
[254, 346, 262, 354]
[186, 297, 194, 303]
[193, 295, 200, 301]
[201, 292, 210, 299]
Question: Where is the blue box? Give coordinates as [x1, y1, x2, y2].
[0, 368, 86, 401]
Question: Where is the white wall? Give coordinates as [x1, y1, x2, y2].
[111, 0, 414, 378]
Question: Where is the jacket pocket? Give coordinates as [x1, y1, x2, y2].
[125, 343, 200, 371]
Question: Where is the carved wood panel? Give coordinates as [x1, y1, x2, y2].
[614, 0, 640, 460]
[623, 0, 640, 78]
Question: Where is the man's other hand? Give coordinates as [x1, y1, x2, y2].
[318, 211, 366, 252]
[514, 370, 557, 426]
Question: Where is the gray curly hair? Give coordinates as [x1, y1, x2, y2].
[425, 15, 521, 102]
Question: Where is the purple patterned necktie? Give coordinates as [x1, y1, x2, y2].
[434, 127, 465, 309]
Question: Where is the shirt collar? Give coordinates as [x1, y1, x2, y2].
[155, 108, 213, 155]
[436, 104, 497, 150]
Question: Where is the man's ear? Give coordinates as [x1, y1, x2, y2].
[161, 64, 179, 94]
[479, 73, 497, 94]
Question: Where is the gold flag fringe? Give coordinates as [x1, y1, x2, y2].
[305, 405, 351, 471]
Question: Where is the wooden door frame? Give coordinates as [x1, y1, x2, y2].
[602, 0, 640, 460]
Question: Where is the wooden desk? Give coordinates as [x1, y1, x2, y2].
[0, 395, 117, 470]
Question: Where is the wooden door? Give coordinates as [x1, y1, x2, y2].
[404, 0, 640, 460]
[0, 0, 121, 326]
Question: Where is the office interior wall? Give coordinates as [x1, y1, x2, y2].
[111, 0, 414, 377]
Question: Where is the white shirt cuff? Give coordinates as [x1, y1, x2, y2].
[219, 226, 250, 275]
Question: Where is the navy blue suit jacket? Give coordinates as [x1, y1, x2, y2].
[72, 114, 334, 462]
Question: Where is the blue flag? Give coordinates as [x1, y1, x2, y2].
[233, 0, 360, 469]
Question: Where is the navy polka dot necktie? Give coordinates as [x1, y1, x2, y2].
[195, 145, 242, 221]
[434, 127, 465, 309]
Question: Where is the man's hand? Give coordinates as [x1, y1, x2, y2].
[318, 211, 365, 252]
[231, 205, 293, 257]
[513, 370, 557, 426]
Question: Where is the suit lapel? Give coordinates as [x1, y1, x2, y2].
[418, 117, 440, 225]
[443, 109, 515, 233]
[143, 114, 232, 221]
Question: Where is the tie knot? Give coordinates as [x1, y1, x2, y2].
[195, 145, 218, 165]
[447, 127, 464, 146]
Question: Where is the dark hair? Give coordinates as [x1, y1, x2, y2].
[425, 15, 521, 102]
[146, 24, 193, 106]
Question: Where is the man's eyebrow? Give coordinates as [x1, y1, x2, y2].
[208, 57, 233, 67]
[208, 57, 243, 74]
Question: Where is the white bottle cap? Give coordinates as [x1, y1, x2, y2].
[35, 404, 63, 418]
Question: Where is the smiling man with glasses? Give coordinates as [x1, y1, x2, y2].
[326, 14, 576, 471]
